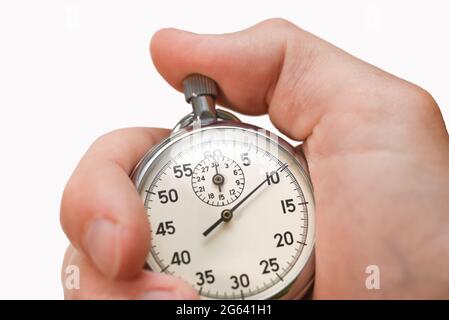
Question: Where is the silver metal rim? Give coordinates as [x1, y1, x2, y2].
[131, 121, 315, 300]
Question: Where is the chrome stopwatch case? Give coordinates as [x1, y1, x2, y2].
[132, 74, 315, 300]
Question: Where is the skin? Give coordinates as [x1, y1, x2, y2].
[60, 19, 449, 299]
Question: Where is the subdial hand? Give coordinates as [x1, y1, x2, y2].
[202, 163, 287, 237]
[212, 159, 224, 193]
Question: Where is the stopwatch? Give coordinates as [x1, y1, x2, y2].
[132, 74, 315, 300]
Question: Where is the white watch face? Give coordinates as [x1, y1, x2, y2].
[138, 126, 315, 300]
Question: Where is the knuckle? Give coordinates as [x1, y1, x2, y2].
[90, 128, 129, 149]
[259, 17, 296, 30]
[406, 85, 442, 122]
[416, 87, 439, 111]
[90, 127, 163, 158]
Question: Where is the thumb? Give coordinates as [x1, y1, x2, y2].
[149, 18, 436, 144]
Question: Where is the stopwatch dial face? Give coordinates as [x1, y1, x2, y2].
[139, 127, 315, 300]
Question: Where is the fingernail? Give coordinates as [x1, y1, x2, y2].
[85, 218, 121, 278]
[139, 290, 182, 300]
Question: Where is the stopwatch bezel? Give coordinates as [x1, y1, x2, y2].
[131, 120, 315, 300]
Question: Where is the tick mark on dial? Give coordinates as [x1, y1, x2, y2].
[160, 265, 169, 273]
[279, 163, 288, 172]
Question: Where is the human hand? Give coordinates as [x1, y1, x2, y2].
[61, 19, 449, 299]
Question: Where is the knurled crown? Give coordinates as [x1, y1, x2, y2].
[183, 74, 218, 103]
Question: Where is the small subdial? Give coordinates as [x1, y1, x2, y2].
[192, 155, 245, 206]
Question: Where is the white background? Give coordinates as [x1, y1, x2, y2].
[0, 0, 448, 299]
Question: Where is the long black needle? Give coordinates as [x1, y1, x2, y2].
[202, 163, 287, 237]
[202, 216, 224, 237]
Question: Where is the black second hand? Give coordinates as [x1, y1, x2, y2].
[202, 217, 225, 237]
[202, 163, 287, 237]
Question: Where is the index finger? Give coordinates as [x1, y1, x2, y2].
[60, 127, 170, 279]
